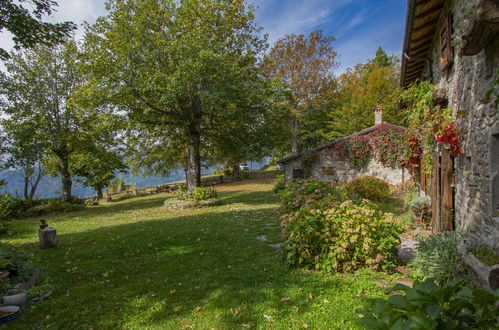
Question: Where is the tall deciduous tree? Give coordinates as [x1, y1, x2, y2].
[83, 0, 267, 192]
[0, 0, 76, 59]
[327, 47, 401, 139]
[262, 30, 337, 153]
[0, 41, 101, 202]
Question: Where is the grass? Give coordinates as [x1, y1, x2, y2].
[2, 172, 398, 329]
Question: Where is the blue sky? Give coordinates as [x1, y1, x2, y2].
[0, 0, 407, 74]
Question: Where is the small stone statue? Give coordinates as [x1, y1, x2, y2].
[37, 219, 58, 249]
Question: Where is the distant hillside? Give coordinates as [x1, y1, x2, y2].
[0, 160, 267, 199]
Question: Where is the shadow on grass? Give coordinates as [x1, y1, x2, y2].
[9, 204, 385, 329]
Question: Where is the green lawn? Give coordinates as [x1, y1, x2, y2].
[2, 173, 395, 329]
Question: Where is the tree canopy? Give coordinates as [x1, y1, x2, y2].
[0, 0, 76, 59]
[84, 0, 269, 192]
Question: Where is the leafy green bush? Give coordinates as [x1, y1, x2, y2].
[273, 179, 286, 194]
[0, 193, 14, 220]
[191, 187, 217, 202]
[0, 244, 36, 294]
[407, 196, 432, 228]
[27, 198, 84, 215]
[278, 179, 348, 213]
[344, 176, 391, 202]
[237, 171, 249, 179]
[471, 245, 499, 266]
[175, 186, 189, 200]
[223, 168, 233, 176]
[283, 200, 401, 273]
[364, 279, 499, 329]
[411, 231, 470, 286]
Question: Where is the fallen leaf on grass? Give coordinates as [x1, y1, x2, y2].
[263, 314, 275, 322]
[280, 297, 291, 302]
[242, 324, 251, 328]
[172, 306, 181, 313]
[303, 323, 309, 328]
[193, 306, 202, 312]
[323, 299, 330, 304]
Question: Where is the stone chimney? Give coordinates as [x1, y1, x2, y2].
[374, 106, 383, 125]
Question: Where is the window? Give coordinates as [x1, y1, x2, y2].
[439, 13, 453, 70]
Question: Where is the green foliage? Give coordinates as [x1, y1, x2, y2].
[175, 186, 189, 200]
[273, 179, 286, 194]
[0, 244, 36, 294]
[407, 196, 431, 228]
[364, 279, 499, 329]
[327, 48, 402, 139]
[27, 198, 84, 215]
[27, 283, 54, 298]
[191, 187, 218, 202]
[471, 245, 499, 266]
[0, 193, 15, 220]
[283, 200, 401, 273]
[344, 176, 391, 202]
[237, 171, 249, 180]
[84, 0, 269, 191]
[411, 232, 470, 285]
[0, 0, 76, 59]
[278, 179, 347, 213]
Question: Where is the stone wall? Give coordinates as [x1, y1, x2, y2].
[425, 0, 499, 249]
[284, 145, 406, 185]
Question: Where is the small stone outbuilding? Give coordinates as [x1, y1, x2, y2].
[278, 109, 407, 185]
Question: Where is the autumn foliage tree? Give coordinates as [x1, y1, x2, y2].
[327, 47, 402, 139]
[262, 30, 337, 153]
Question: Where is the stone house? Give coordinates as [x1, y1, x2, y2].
[278, 109, 408, 186]
[400, 0, 498, 245]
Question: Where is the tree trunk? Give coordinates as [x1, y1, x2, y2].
[291, 116, 299, 153]
[186, 131, 201, 193]
[23, 174, 29, 200]
[96, 187, 103, 199]
[59, 157, 72, 202]
[29, 165, 44, 199]
[232, 164, 240, 177]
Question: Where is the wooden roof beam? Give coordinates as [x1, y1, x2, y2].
[413, 17, 439, 32]
[415, 3, 444, 20]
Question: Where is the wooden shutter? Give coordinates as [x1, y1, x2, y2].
[439, 13, 453, 70]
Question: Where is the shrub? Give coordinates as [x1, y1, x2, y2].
[344, 176, 391, 202]
[175, 186, 189, 200]
[407, 196, 431, 228]
[237, 171, 249, 179]
[27, 198, 84, 215]
[273, 179, 286, 194]
[471, 245, 499, 266]
[364, 279, 499, 329]
[278, 179, 348, 213]
[223, 168, 233, 176]
[191, 187, 217, 202]
[283, 200, 401, 273]
[163, 198, 223, 210]
[411, 231, 470, 286]
[0, 194, 14, 220]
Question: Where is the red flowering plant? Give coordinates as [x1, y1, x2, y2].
[368, 124, 407, 168]
[435, 122, 464, 157]
[342, 135, 372, 169]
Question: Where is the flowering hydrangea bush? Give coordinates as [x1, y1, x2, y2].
[278, 179, 347, 213]
[283, 199, 401, 273]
